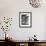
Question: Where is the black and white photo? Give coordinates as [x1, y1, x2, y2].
[19, 12, 32, 28]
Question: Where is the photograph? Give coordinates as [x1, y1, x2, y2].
[19, 12, 32, 28]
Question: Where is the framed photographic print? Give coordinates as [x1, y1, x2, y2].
[19, 12, 32, 28]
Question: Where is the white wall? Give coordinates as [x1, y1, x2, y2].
[0, 0, 46, 40]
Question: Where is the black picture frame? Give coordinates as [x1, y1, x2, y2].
[19, 12, 32, 28]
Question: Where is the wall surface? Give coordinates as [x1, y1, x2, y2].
[0, 0, 46, 40]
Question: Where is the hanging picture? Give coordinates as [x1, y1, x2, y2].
[19, 12, 32, 28]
